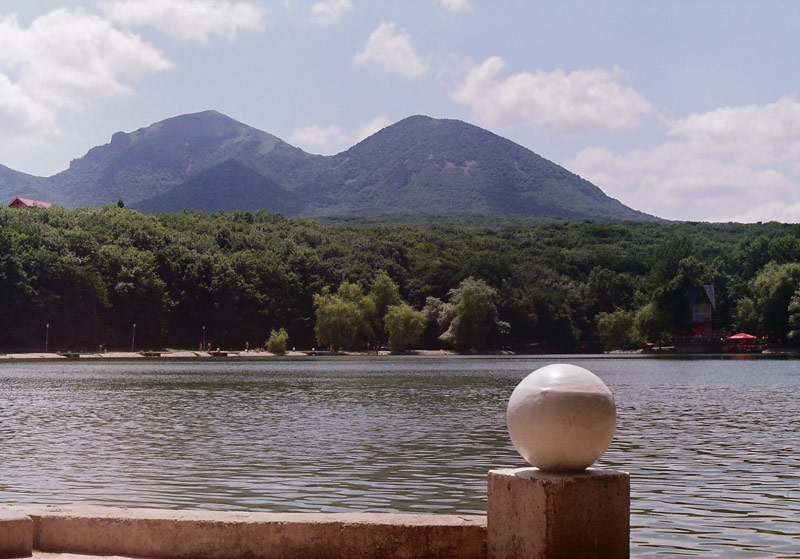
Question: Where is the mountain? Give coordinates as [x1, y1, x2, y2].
[48, 110, 323, 207]
[132, 159, 304, 215]
[0, 165, 49, 204]
[298, 115, 647, 220]
[0, 111, 656, 221]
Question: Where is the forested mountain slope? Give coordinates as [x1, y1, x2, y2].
[1, 112, 655, 221]
[1, 206, 797, 352]
[298, 115, 649, 220]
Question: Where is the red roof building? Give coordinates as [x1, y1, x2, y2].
[8, 197, 52, 209]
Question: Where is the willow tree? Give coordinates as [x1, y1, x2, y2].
[597, 308, 640, 351]
[313, 283, 376, 350]
[384, 303, 427, 353]
[368, 270, 402, 343]
[749, 262, 800, 339]
[438, 277, 508, 351]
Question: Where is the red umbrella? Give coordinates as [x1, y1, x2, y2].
[727, 332, 757, 340]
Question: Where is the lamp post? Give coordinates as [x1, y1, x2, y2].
[45, 323, 49, 353]
[202, 325, 206, 350]
[131, 323, 136, 352]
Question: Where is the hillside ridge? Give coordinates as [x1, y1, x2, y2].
[0, 111, 656, 221]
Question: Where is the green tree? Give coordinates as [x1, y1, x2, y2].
[420, 296, 455, 348]
[313, 283, 375, 350]
[3, 205, 800, 355]
[422, 296, 454, 332]
[440, 277, 505, 351]
[768, 235, 800, 264]
[519, 281, 579, 351]
[597, 308, 640, 351]
[733, 296, 759, 334]
[266, 328, 289, 354]
[384, 303, 427, 353]
[96, 245, 166, 348]
[649, 256, 712, 335]
[730, 235, 771, 279]
[338, 281, 377, 343]
[647, 234, 695, 293]
[370, 270, 402, 317]
[584, 267, 635, 315]
[368, 270, 402, 341]
[314, 292, 361, 351]
[749, 262, 800, 340]
[787, 289, 800, 343]
[634, 302, 667, 346]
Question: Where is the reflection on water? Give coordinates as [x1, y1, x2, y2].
[0, 356, 798, 558]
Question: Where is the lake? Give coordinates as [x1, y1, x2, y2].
[0, 355, 798, 558]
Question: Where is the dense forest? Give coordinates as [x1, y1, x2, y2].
[1, 205, 799, 353]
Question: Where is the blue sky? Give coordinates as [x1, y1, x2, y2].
[2, 1, 799, 222]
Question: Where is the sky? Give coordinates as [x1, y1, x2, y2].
[2, 1, 800, 222]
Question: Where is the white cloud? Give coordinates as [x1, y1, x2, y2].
[0, 74, 57, 139]
[451, 57, 654, 133]
[310, 0, 353, 26]
[723, 202, 800, 224]
[290, 115, 392, 154]
[291, 124, 347, 152]
[354, 115, 393, 142]
[0, 8, 172, 148]
[567, 97, 800, 222]
[98, 0, 265, 42]
[720, 202, 800, 223]
[353, 21, 429, 78]
[436, 0, 472, 13]
[669, 96, 800, 165]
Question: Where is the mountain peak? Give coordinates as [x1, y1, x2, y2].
[0, 111, 656, 221]
[130, 109, 261, 141]
[395, 114, 436, 124]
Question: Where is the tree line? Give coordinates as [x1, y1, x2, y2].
[1, 205, 799, 352]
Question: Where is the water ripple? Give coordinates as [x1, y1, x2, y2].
[1, 356, 798, 557]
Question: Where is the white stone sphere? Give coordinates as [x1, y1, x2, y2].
[507, 364, 616, 472]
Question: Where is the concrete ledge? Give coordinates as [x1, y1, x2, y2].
[0, 509, 33, 558]
[488, 468, 629, 559]
[15, 506, 486, 559]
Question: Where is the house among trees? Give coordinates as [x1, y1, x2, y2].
[675, 284, 764, 354]
[689, 285, 716, 336]
[673, 285, 722, 352]
[8, 197, 52, 209]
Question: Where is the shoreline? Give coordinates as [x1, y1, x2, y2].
[1, 347, 797, 360]
[0, 349, 468, 360]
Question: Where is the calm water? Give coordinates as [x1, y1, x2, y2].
[0, 356, 798, 558]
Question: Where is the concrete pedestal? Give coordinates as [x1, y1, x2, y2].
[0, 509, 33, 558]
[488, 468, 629, 559]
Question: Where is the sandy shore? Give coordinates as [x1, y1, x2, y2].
[0, 349, 473, 360]
[0, 350, 275, 360]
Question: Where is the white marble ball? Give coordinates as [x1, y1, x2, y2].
[507, 363, 616, 472]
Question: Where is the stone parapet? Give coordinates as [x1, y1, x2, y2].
[3, 506, 486, 559]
